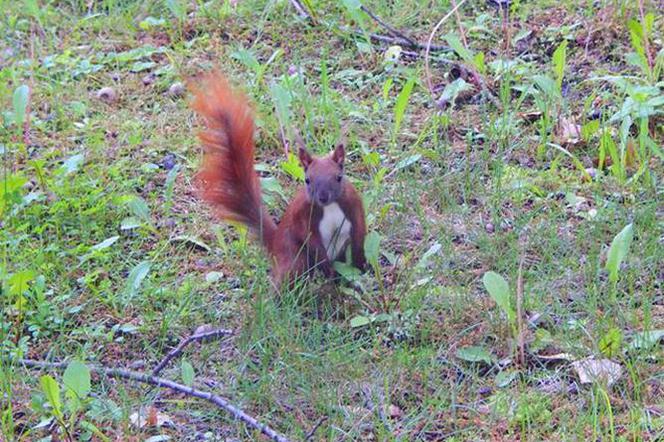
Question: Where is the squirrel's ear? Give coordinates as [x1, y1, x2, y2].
[332, 143, 345, 166]
[298, 147, 313, 168]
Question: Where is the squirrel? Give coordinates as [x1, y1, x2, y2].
[191, 72, 367, 288]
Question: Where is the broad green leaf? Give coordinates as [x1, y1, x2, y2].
[552, 40, 568, 91]
[61, 154, 85, 175]
[473, 51, 486, 74]
[63, 360, 91, 399]
[482, 271, 514, 323]
[40, 375, 62, 418]
[126, 196, 151, 223]
[164, 163, 179, 205]
[130, 61, 156, 72]
[181, 360, 194, 386]
[120, 217, 141, 230]
[456, 346, 493, 364]
[533, 75, 558, 100]
[364, 231, 381, 267]
[170, 235, 211, 251]
[605, 224, 633, 283]
[13, 85, 29, 127]
[629, 330, 664, 350]
[439, 78, 473, 108]
[393, 154, 421, 173]
[9, 270, 36, 296]
[124, 261, 151, 299]
[350, 316, 371, 328]
[598, 328, 623, 358]
[334, 261, 362, 281]
[281, 152, 305, 181]
[495, 370, 519, 388]
[444, 34, 474, 65]
[393, 77, 415, 135]
[80, 420, 111, 442]
[90, 236, 119, 252]
[231, 49, 261, 75]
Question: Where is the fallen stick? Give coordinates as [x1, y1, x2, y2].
[19, 358, 291, 442]
[340, 26, 450, 52]
[288, 0, 309, 19]
[288, 0, 449, 52]
[152, 327, 233, 376]
[516, 258, 526, 367]
[424, 0, 468, 100]
[359, 5, 418, 48]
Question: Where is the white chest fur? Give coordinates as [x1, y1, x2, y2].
[319, 203, 352, 260]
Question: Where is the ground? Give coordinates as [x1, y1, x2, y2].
[1, 0, 663, 441]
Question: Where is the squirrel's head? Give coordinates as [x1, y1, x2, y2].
[298, 141, 345, 207]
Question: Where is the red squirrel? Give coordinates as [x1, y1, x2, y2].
[191, 72, 367, 287]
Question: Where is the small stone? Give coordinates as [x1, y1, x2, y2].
[142, 73, 156, 85]
[485, 222, 495, 233]
[572, 358, 622, 386]
[96, 86, 117, 102]
[168, 82, 185, 97]
[287, 65, 298, 76]
[585, 168, 598, 178]
[129, 360, 146, 370]
[162, 153, 176, 170]
[194, 324, 215, 335]
[388, 404, 403, 419]
[500, 219, 513, 231]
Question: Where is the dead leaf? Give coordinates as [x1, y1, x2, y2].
[572, 358, 622, 386]
[130, 407, 174, 429]
[388, 404, 403, 419]
[535, 352, 575, 361]
[556, 117, 582, 146]
[519, 111, 543, 123]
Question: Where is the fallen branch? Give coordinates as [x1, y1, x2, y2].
[288, 0, 309, 19]
[341, 27, 450, 52]
[288, 0, 449, 52]
[304, 416, 328, 441]
[424, 0, 468, 99]
[152, 327, 233, 376]
[516, 257, 525, 367]
[359, 5, 418, 48]
[424, 0, 501, 109]
[20, 358, 291, 442]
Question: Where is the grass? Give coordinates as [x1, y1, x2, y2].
[1, 0, 663, 440]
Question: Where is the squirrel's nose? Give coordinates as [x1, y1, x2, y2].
[318, 192, 329, 205]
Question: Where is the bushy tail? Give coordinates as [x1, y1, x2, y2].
[191, 71, 276, 249]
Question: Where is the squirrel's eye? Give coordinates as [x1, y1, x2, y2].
[336, 175, 342, 182]
[305, 178, 310, 185]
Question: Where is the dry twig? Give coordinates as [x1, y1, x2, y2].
[516, 257, 526, 367]
[450, 0, 468, 49]
[359, 5, 418, 48]
[304, 416, 328, 441]
[289, 0, 449, 52]
[288, 0, 310, 19]
[152, 327, 233, 376]
[424, 0, 468, 100]
[19, 358, 291, 442]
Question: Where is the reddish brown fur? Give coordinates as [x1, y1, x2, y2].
[191, 72, 366, 288]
